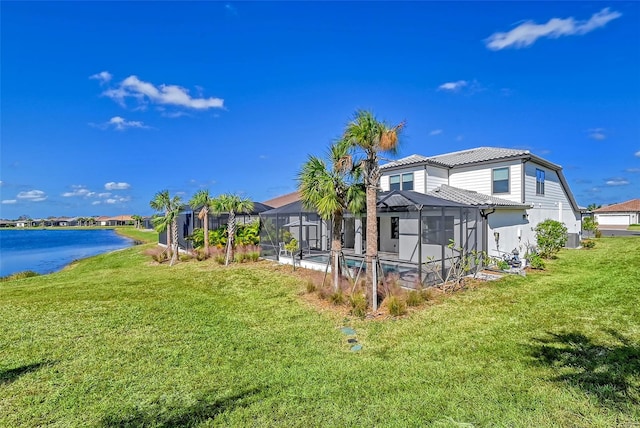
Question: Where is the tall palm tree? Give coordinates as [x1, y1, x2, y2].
[150, 189, 183, 266]
[343, 110, 405, 309]
[189, 189, 214, 254]
[131, 214, 143, 229]
[211, 193, 254, 265]
[298, 140, 365, 290]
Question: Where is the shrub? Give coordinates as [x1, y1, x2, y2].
[497, 260, 510, 270]
[595, 229, 602, 238]
[0, 270, 40, 282]
[534, 219, 568, 259]
[305, 280, 317, 293]
[329, 290, 345, 305]
[349, 293, 368, 318]
[387, 295, 407, 316]
[179, 253, 193, 262]
[421, 287, 438, 301]
[527, 253, 545, 270]
[145, 247, 169, 263]
[581, 239, 596, 249]
[406, 290, 423, 307]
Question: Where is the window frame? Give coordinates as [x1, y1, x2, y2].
[401, 173, 414, 191]
[389, 174, 401, 191]
[421, 215, 454, 245]
[390, 217, 399, 239]
[536, 168, 545, 195]
[492, 167, 510, 194]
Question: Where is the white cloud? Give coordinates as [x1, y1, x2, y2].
[625, 168, 640, 173]
[105, 182, 130, 190]
[90, 71, 113, 84]
[588, 128, 606, 140]
[98, 192, 112, 198]
[17, 190, 47, 202]
[92, 201, 101, 205]
[456, 135, 464, 142]
[605, 178, 629, 186]
[161, 111, 189, 118]
[635, 150, 640, 158]
[438, 80, 468, 92]
[1, 199, 17, 204]
[0, 180, 3, 186]
[62, 186, 96, 197]
[429, 129, 443, 136]
[101, 75, 224, 110]
[91, 116, 149, 131]
[486, 8, 622, 50]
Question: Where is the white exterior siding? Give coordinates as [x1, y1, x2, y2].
[449, 161, 522, 202]
[380, 167, 425, 192]
[425, 166, 449, 192]
[524, 161, 581, 235]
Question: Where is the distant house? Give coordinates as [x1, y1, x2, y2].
[97, 215, 133, 226]
[379, 147, 582, 254]
[593, 199, 640, 227]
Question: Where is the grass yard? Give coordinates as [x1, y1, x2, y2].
[1, 238, 638, 427]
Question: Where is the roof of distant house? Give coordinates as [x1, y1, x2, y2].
[262, 191, 300, 208]
[428, 185, 531, 208]
[593, 199, 640, 213]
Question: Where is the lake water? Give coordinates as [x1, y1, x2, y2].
[0, 229, 134, 277]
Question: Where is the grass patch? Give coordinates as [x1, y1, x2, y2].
[628, 224, 640, 231]
[114, 226, 158, 243]
[0, 238, 639, 426]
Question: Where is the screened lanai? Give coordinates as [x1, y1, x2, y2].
[259, 200, 328, 260]
[259, 190, 485, 287]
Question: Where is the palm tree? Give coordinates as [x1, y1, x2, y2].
[211, 193, 254, 265]
[150, 189, 183, 266]
[342, 110, 405, 309]
[189, 189, 214, 254]
[298, 140, 365, 290]
[131, 214, 143, 229]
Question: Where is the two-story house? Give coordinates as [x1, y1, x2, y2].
[379, 147, 582, 257]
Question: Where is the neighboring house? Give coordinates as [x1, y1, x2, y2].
[593, 199, 640, 227]
[379, 147, 582, 256]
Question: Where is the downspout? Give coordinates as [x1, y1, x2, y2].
[424, 165, 428, 193]
[480, 206, 496, 258]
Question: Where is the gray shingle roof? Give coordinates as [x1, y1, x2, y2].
[380, 154, 429, 170]
[427, 147, 531, 167]
[427, 185, 531, 208]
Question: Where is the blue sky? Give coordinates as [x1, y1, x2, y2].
[1, 1, 638, 219]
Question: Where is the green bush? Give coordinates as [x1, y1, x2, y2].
[497, 260, 510, 270]
[329, 290, 345, 305]
[387, 295, 407, 316]
[534, 219, 568, 258]
[305, 280, 317, 293]
[349, 293, 368, 318]
[406, 290, 424, 307]
[581, 239, 596, 249]
[0, 270, 40, 282]
[527, 253, 545, 270]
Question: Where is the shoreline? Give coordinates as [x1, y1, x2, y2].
[0, 228, 157, 280]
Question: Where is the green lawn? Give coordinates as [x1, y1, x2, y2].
[1, 238, 638, 427]
[628, 224, 640, 231]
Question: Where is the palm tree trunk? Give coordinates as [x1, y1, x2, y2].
[166, 212, 172, 257]
[365, 184, 378, 308]
[203, 209, 209, 255]
[225, 211, 236, 265]
[170, 218, 179, 266]
[332, 213, 343, 291]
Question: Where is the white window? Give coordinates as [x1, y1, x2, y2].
[492, 167, 509, 194]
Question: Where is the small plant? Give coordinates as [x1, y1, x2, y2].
[329, 290, 345, 305]
[349, 293, 368, 318]
[0, 270, 40, 282]
[496, 260, 510, 270]
[581, 239, 596, 249]
[421, 287, 438, 301]
[527, 253, 545, 270]
[534, 219, 568, 259]
[387, 295, 407, 316]
[406, 290, 423, 307]
[179, 253, 193, 262]
[145, 247, 169, 263]
[305, 280, 317, 293]
[595, 229, 602, 238]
